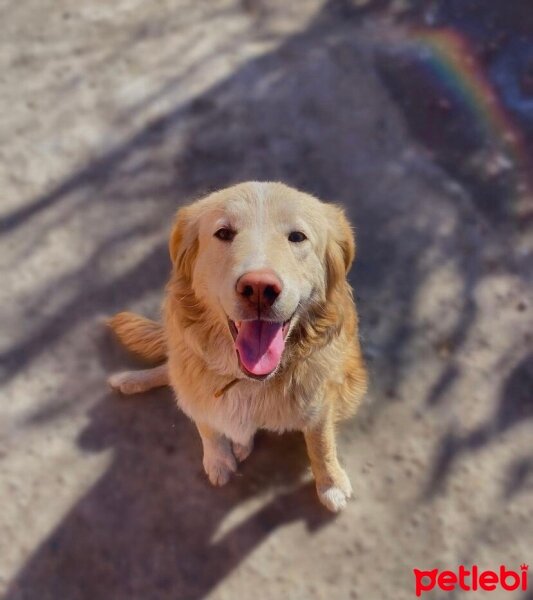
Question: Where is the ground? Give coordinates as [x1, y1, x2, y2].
[1, 1, 532, 599]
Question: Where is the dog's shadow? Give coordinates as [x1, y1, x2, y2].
[5, 341, 332, 600]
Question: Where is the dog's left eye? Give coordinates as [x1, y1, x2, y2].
[288, 231, 307, 243]
[214, 227, 236, 242]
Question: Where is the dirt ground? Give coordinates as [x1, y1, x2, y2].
[1, 1, 532, 599]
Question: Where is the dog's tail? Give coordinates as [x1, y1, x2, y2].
[108, 312, 166, 363]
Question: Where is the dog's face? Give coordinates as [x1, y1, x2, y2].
[169, 182, 355, 380]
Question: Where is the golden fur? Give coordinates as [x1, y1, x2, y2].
[108, 182, 367, 511]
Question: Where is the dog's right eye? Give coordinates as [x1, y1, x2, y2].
[214, 227, 236, 242]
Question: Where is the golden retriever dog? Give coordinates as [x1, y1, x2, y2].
[107, 182, 367, 512]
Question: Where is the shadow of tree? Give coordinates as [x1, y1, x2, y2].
[504, 454, 533, 500]
[425, 352, 533, 498]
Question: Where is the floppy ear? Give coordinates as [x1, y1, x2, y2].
[324, 205, 355, 301]
[168, 205, 199, 282]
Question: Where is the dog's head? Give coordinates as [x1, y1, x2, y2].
[169, 182, 355, 380]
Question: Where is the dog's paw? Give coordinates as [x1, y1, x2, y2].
[203, 451, 237, 486]
[108, 372, 141, 395]
[232, 438, 254, 463]
[316, 470, 353, 513]
[317, 485, 350, 512]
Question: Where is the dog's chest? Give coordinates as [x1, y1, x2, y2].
[187, 383, 314, 442]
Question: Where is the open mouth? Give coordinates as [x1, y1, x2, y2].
[228, 318, 291, 379]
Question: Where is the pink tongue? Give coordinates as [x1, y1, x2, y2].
[235, 320, 285, 376]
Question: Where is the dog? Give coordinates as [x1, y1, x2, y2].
[107, 182, 367, 512]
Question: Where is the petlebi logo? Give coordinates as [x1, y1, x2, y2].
[413, 563, 528, 597]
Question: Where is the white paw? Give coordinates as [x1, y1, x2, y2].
[232, 439, 254, 463]
[316, 470, 353, 512]
[203, 451, 237, 486]
[318, 486, 351, 512]
[108, 372, 141, 395]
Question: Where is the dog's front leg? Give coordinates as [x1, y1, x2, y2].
[196, 422, 237, 486]
[304, 407, 353, 512]
[231, 436, 254, 463]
